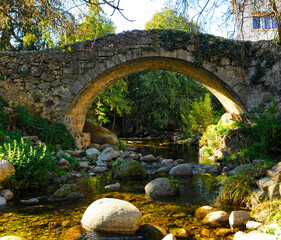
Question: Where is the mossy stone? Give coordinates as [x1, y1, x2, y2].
[114, 159, 147, 180]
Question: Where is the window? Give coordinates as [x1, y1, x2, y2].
[253, 17, 261, 29]
[272, 16, 278, 29]
[264, 16, 271, 29]
[252, 15, 279, 30]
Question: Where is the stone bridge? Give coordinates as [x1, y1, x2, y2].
[0, 29, 281, 132]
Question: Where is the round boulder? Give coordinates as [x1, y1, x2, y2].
[169, 164, 193, 177]
[0, 160, 15, 182]
[81, 198, 142, 234]
[114, 159, 147, 180]
[145, 178, 179, 198]
[202, 211, 229, 227]
[229, 210, 251, 229]
[195, 206, 218, 219]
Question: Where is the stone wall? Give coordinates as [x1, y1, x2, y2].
[0, 29, 280, 131]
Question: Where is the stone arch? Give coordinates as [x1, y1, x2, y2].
[65, 48, 246, 132]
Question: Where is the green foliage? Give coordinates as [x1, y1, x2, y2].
[13, 106, 76, 150]
[160, 30, 253, 69]
[237, 99, 281, 160]
[87, 78, 131, 129]
[182, 93, 215, 134]
[111, 157, 125, 171]
[219, 162, 272, 205]
[199, 121, 238, 149]
[0, 138, 55, 188]
[169, 177, 180, 189]
[118, 140, 126, 151]
[145, 6, 200, 32]
[60, 4, 115, 45]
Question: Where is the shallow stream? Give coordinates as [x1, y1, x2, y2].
[0, 140, 223, 240]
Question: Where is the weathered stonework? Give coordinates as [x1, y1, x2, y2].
[0, 29, 281, 131]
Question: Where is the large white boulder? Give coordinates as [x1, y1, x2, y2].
[202, 211, 229, 227]
[0, 160, 15, 182]
[81, 198, 142, 234]
[233, 231, 279, 240]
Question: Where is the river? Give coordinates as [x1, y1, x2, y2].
[0, 140, 222, 240]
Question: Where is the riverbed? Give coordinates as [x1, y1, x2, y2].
[0, 140, 223, 240]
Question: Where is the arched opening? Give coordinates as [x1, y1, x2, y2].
[65, 57, 246, 132]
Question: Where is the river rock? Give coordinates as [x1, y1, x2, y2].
[155, 166, 170, 173]
[114, 159, 147, 180]
[233, 231, 280, 240]
[140, 154, 156, 163]
[215, 228, 233, 237]
[83, 119, 118, 146]
[129, 153, 140, 160]
[169, 164, 193, 177]
[202, 211, 229, 227]
[173, 159, 185, 166]
[0, 189, 14, 201]
[78, 161, 90, 168]
[86, 148, 100, 158]
[207, 164, 222, 174]
[0, 197, 6, 207]
[228, 164, 254, 176]
[0, 160, 15, 182]
[246, 221, 262, 230]
[195, 206, 218, 219]
[268, 183, 280, 200]
[161, 159, 174, 168]
[268, 163, 281, 182]
[105, 183, 121, 190]
[92, 166, 108, 173]
[99, 143, 119, 151]
[0, 237, 23, 240]
[162, 233, 176, 240]
[257, 177, 275, 191]
[138, 224, 168, 240]
[49, 184, 81, 200]
[20, 198, 39, 205]
[97, 147, 120, 162]
[145, 178, 179, 198]
[58, 158, 70, 166]
[169, 228, 189, 238]
[81, 198, 142, 233]
[120, 151, 130, 159]
[229, 210, 251, 229]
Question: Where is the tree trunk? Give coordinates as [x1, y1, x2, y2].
[268, 0, 281, 45]
[112, 110, 116, 131]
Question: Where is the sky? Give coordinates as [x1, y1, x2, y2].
[104, 0, 166, 33]
[103, 0, 233, 38]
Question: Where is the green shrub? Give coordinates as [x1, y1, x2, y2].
[219, 162, 273, 206]
[199, 121, 238, 149]
[237, 99, 281, 160]
[0, 138, 55, 188]
[13, 106, 76, 150]
[118, 139, 126, 151]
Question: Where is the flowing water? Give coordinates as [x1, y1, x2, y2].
[0, 140, 222, 240]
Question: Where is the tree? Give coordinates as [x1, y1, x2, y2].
[182, 93, 214, 134]
[60, 4, 116, 45]
[127, 70, 208, 131]
[175, 0, 281, 44]
[145, 7, 200, 32]
[87, 78, 131, 130]
[0, 0, 123, 50]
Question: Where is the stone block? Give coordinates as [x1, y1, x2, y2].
[257, 177, 275, 191]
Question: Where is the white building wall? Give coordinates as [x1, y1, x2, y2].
[235, 0, 279, 41]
